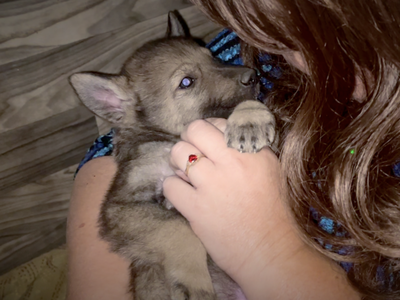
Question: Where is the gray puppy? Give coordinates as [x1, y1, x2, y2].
[70, 11, 277, 300]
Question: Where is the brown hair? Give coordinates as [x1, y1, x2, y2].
[192, 0, 400, 298]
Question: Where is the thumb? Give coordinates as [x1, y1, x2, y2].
[205, 118, 227, 133]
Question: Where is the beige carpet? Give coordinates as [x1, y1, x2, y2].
[0, 248, 67, 300]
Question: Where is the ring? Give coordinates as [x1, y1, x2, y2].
[185, 153, 205, 176]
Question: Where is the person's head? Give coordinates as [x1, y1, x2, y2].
[192, 0, 400, 298]
[193, 0, 400, 95]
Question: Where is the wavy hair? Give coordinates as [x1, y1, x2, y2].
[191, 0, 400, 298]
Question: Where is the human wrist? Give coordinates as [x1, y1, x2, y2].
[230, 226, 359, 300]
[231, 221, 306, 299]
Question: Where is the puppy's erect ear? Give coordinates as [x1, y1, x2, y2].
[166, 10, 190, 38]
[69, 72, 131, 124]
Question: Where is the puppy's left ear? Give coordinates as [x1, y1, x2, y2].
[166, 10, 190, 38]
[69, 72, 134, 125]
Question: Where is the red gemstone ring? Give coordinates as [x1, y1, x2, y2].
[185, 153, 205, 176]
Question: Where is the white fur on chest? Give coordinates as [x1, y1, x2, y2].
[127, 141, 176, 209]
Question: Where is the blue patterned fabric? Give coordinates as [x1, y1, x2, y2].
[394, 161, 400, 177]
[75, 129, 114, 176]
[311, 165, 400, 289]
[206, 28, 280, 98]
[75, 30, 399, 289]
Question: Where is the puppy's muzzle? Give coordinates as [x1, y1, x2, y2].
[240, 69, 258, 87]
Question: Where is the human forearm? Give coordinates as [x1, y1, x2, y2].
[233, 226, 360, 300]
[67, 157, 132, 300]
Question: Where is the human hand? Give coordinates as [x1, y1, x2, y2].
[163, 119, 302, 281]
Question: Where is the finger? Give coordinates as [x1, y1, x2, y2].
[181, 120, 227, 161]
[163, 176, 197, 221]
[174, 169, 190, 183]
[205, 118, 227, 133]
[170, 141, 214, 187]
[169, 141, 199, 182]
[169, 141, 201, 170]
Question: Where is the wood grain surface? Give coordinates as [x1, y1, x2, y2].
[0, 0, 221, 275]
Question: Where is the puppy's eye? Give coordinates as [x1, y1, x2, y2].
[179, 77, 195, 89]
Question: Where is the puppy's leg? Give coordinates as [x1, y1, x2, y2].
[102, 202, 216, 300]
[131, 263, 168, 300]
[225, 100, 278, 153]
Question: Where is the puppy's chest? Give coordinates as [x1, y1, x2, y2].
[125, 141, 176, 209]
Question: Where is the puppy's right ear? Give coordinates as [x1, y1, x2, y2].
[69, 72, 130, 124]
[166, 10, 190, 38]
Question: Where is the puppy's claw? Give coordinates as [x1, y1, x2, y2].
[171, 284, 216, 300]
[225, 123, 275, 153]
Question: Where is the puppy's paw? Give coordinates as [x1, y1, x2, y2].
[133, 262, 217, 300]
[171, 283, 217, 300]
[225, 100, 277, 153]
[225, 122, 275, 153]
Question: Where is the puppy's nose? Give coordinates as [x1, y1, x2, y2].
[240, 69, 257, 86]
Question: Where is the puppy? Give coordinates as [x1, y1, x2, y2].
[70, 10, 277, 300]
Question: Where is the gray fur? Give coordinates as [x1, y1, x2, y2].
[70, 10, 277, 300]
